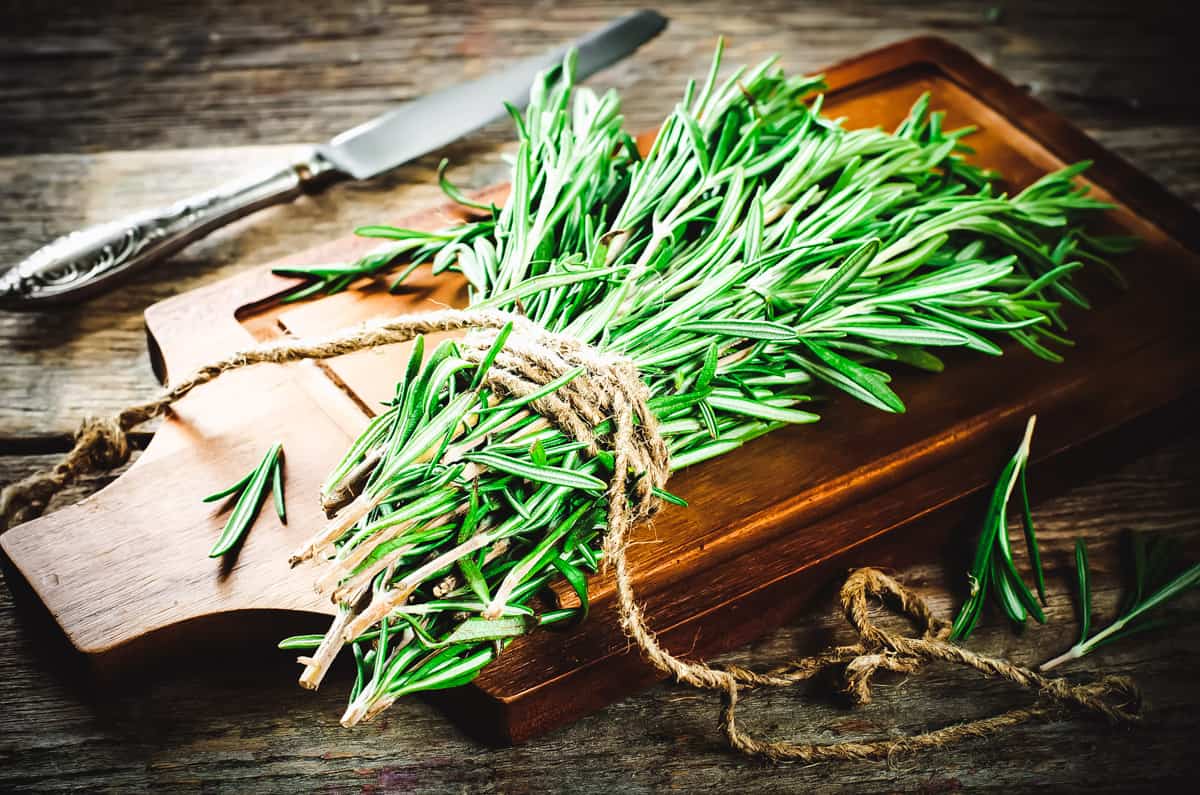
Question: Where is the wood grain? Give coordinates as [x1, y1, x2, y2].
[5, 35, 1197, 744]
[2, 0, 1199, 441]
[2, 0, 1199, 790]
[2, 437, 1198, 791]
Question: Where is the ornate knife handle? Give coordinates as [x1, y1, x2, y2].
[0, 149, 339, 309]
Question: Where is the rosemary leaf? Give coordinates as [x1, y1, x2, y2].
[206, 442, 285, 558]
[273, 44, 1132, 720]
[1041, 535, 1199, 671]
[951, 416, 1044, 641]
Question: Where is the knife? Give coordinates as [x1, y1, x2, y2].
[0, 10, 667, 310]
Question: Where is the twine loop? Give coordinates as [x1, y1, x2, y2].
[0, 307, 1141, 762]
[712, 567, 1140, 762]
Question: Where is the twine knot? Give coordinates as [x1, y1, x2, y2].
[75, 415, 132, 470]
[456, 319, 669, 524]
[0, 414, 134, 529]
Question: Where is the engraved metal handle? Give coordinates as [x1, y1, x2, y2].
[0, 149, 340, 309]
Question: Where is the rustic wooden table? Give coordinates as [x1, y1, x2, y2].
[2, 1, 1198, 791]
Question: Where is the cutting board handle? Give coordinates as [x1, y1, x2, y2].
[0, 363, 349, 666]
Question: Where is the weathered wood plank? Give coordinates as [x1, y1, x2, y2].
[0, 1, 1194, 156]
[1, 1, 1197, 440]
[0, 143, 503, 440]
[1, 436, 1198, 791]
[2, 0, 1198, 789]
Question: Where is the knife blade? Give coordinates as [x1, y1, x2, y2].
[0, 9, 667, 309]
[321, 9, 667, 180]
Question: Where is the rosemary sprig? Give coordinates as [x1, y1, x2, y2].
[273, 44, 1133, 725]
[950, 415, 1047, 641]
[272, 229, 468, 302]
[204, 442, 285, 557]
[1041, 534, 1200, 670]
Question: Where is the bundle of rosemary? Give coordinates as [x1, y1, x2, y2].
[277, 44, 1129, 726]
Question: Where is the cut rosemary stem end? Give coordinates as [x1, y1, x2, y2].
[204, 442, 285, 558]
[274, 42, 1135, 725]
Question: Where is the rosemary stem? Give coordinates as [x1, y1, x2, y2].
[340, 690, 381, 727]
[1039, 645, 1083, 672]
[298, 603, 357, 690]
[278, 46, 1133, 720]
[342, 688, 398, 728]
[343, 527, 507, 640]
[327, 506, 470, 600]
[322, 538, 416, 598]
[290, 492, 379, 566]
[1041, 612, 1138, 671]
[1002, 415, 1037, 504]
[321, 447, 383, 514]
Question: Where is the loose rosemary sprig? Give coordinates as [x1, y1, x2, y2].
[272, 222, 495, 302]
[1041, 534, 1200, 670]
[274, 44, 1133, 725]
[204, 442, 285, 557]
[950, 415, 1047, 641]
[949, 423, 1198, 662]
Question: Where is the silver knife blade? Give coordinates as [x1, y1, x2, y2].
[317, 9, 667, 180]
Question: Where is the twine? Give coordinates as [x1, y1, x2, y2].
[0, 308, 526, 530]
[0, 307, 1141, 761]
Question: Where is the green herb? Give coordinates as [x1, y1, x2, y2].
[204, 442, 285, 557]
[275, 44, 1131, 725]
[1041, 534, 1200, 670]
[950, 416, 1047, 641]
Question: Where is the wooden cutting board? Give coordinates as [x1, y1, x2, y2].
[2, 37, 1199, 744]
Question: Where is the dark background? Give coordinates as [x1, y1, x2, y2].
[1, 1, 1199, 791]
